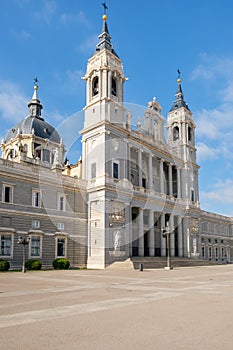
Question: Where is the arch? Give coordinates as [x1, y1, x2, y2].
[188, 126, 192, 142]
[6, 148, 17, 160]
[173, 126, 180, 141]
[111, 77, 117, 96]
[92, 76, 99, 96]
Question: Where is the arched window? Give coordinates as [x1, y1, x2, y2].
[173, 126, 179, 141]
[112, 77, 117, 96]
[188, 126, 192, 142]
[92, 76, 99, 96]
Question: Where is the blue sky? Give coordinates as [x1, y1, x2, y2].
[0, 0, 233, 216]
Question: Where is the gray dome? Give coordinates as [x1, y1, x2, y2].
[5, 115, 61, 143]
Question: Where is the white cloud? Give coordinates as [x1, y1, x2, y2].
[196, 142, 218, 161]
[196, 109, 219, 139]
[0, 80, 27, 122]
[60, 11, 91, 28]
[201, 179, 233, 205]
[53, 69, 84, 95]
[191, 54, 233, 83]
[34, 0, 57, 24]
[11, 30, 31, 40]
[43, 110, 66, 126]
[78, 35, 98, 54]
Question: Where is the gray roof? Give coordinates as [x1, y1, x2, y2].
[5, 83, 61, 144]
[96, 19, 118, 57]
[5, 115, 61, 143]
[170, 83, 190, 112]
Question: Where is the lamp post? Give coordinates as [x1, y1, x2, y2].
[191, 218, 199, 258]
[17, 236, 30, 273]
[162, 222, 173, 270]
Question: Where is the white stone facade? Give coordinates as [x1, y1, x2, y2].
[0, 14, 232, 270]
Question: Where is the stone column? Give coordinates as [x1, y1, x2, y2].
[82, 139, 87, 179]
[169, 164, 173, 196]
[159, 159, 164, 193]
[160, 213, 166, 257]
[87, 77, 91, 105]
[138, 149, 142, 187]
[183, 216, 189, 257]
[178, 216, 183, 257]
[148, 154, 153, 190]
[128, 144, 131, 181]
[181, 122, 186, 142]
[102, 69, 107, 99]
[108, 70, 112, 98]
[138, 208, 144, 257]
[170, 215, 175, 257]
[149, 210, 154, 256]
[177, 167, 181, 198]
[129, 206, 133, 257]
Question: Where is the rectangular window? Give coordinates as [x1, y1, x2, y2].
[201, 246, 205, 258]
[0, 234, 12, 256]
[2, 184, 13, 203]
[58, 195, 66, 211]
[30, 236, 41, 257]
[221, 247, 225, 258]
[208, 247, 212, 259]
[32, 220, 40, 229]
[113, 162, 119, 179]
[142, 178, 146, 189]
[57, 238, 66, 257]
[191, 189, 195, 202]
[32, 190, 41, 207]
[91, 163, 96, 179]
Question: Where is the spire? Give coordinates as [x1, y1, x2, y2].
[170, 70, 190, 112]
[28, 78, 44, 120]
[96, 2, 118, 57]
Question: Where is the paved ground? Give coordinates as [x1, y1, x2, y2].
[1, 265, 233, 350]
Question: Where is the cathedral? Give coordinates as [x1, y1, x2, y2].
[0, 9, 232, 269]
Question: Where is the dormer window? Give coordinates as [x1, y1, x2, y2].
[92, 76, 99, 96]
[112, 77, 117, 96]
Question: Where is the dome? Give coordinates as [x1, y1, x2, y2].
[5, 115, 61, 143]
[4, 83, 61, 144]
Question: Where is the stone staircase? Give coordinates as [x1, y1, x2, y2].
[131, 257, 226, 270]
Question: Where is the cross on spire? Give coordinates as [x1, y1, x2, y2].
[102, 2, 108, 14]
[34, 77, 39, 85]
[177, 69, 181, 80]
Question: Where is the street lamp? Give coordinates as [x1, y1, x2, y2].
[162, 222, 173, 270]
[17, 236, 30, 273]
[191, 218, 199, 257]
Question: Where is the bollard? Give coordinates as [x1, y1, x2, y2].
[139, 263, 143, 271]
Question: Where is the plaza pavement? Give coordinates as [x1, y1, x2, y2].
[1, 265, 233, 350]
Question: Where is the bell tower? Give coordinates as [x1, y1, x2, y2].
[167, 70, 197, 163]
[82, 4, 126, 130]
[81, 4, 129, 269]
[167, 71, 199, 205]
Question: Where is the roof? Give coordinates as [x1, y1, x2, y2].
[5, 115, 61, 143]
